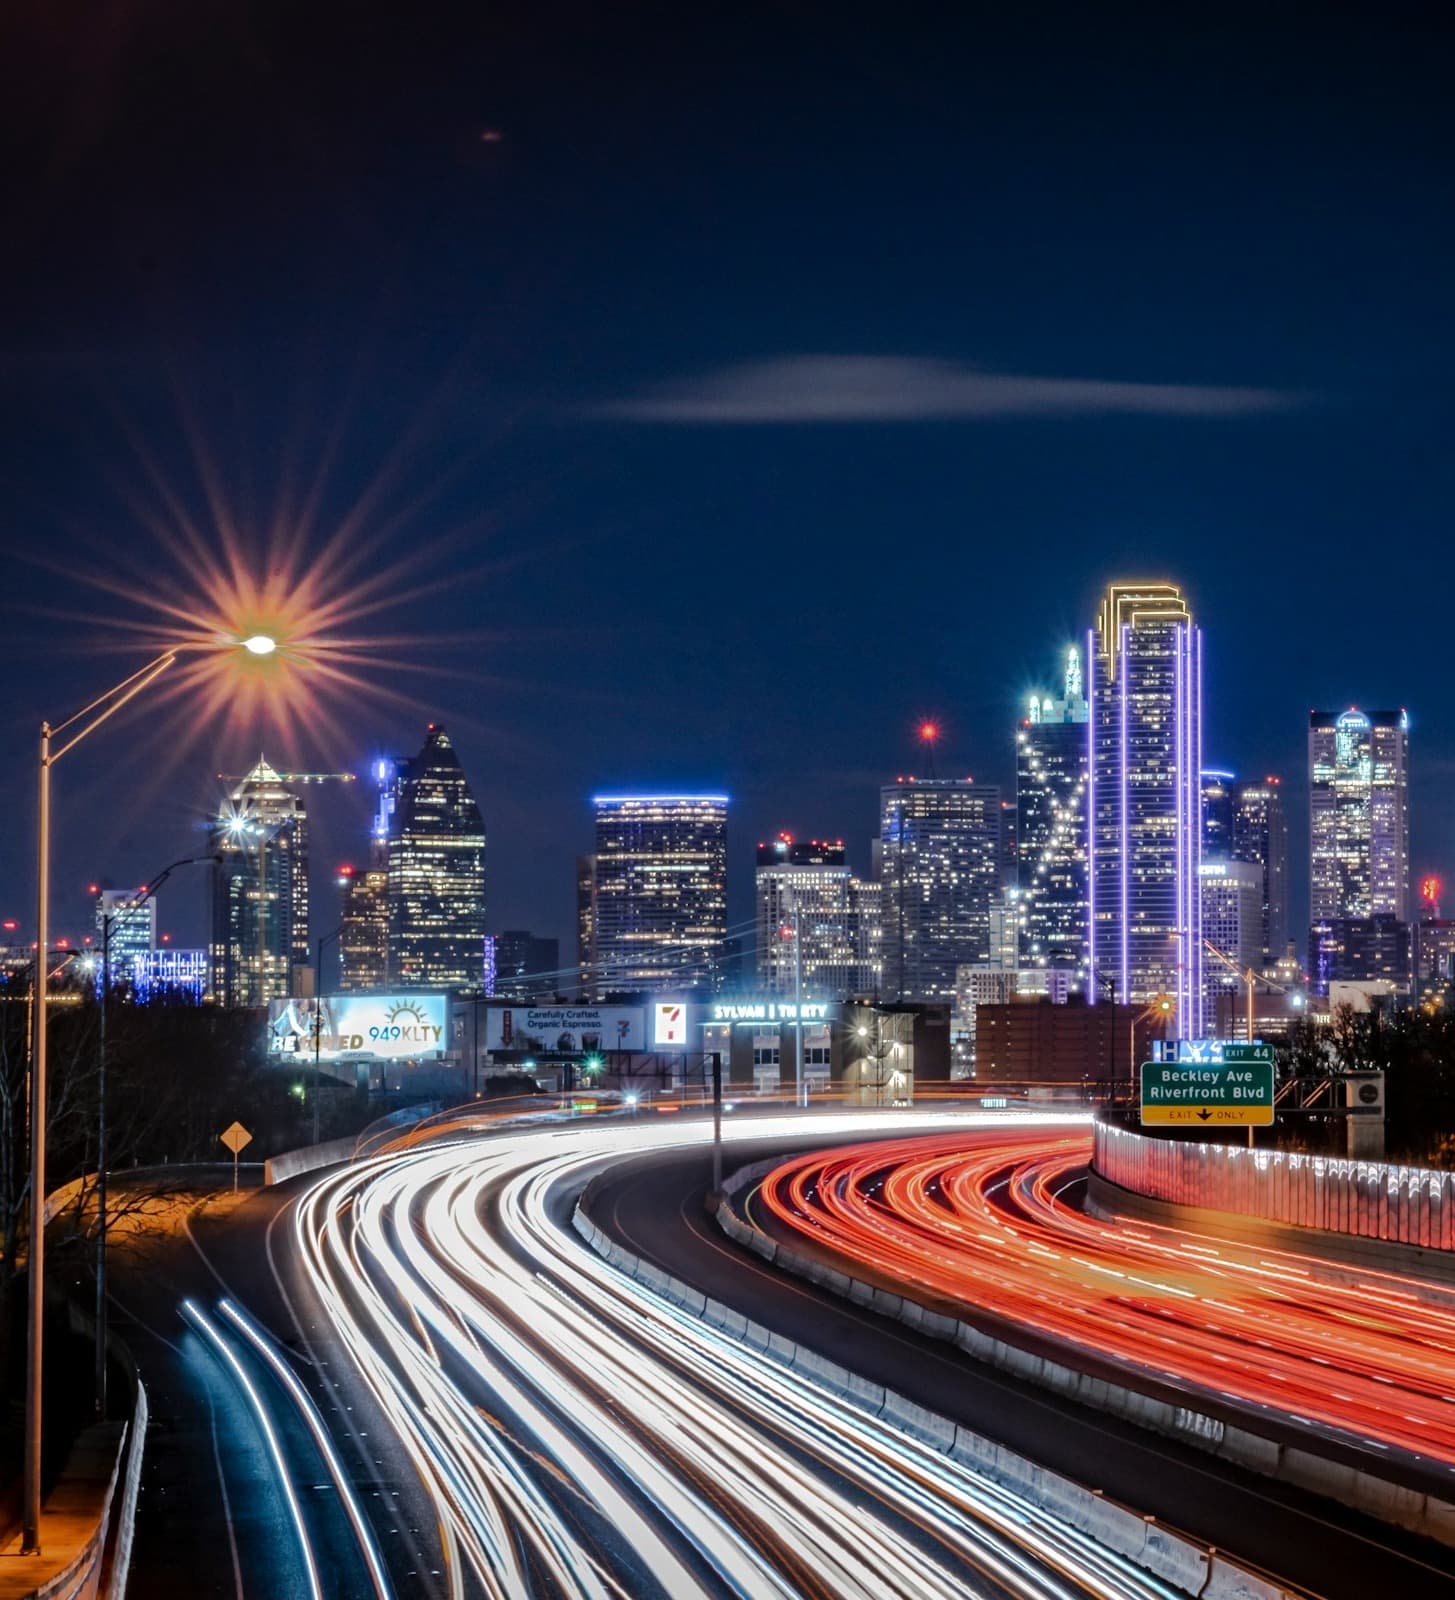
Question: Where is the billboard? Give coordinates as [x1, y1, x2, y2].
[267, 994, 448, 1063]
[484, 1005, 644, 1055]
[653, 1001, 690, 1047]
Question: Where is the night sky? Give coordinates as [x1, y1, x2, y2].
[2, 4, 1452, 969]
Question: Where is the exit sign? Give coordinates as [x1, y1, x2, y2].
[1140, 1058, 1274, 1126]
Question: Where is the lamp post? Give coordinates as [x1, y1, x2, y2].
[26, 649, 176, 1553]
[313, 924, 343, 1144]
[1128, 994, 1174, 1103]
[1092, 969, 1117, 1104]
[92, 855, 212, 1423]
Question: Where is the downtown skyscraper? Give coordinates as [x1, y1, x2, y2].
[1201, 771, 1288, 974]
[1231, 776, 1288, 967]
[880, 778, 1001, 1002]
[1309, 709, 1410, 923]
[1088, 582, 1203, 1037]
[755, 834, 882, 998]
[210, 757, 310, 1007]
[386, 725, 488, 990]
[578, 794, 728, 997]
[1015, 644, 1089, 984]
[1308, 709, 1410, 993]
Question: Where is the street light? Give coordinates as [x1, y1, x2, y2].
[313, 924, 344, 1144]
[1128, 994, 1174, 1102]
[242, 634, 277, 655]
[25, 648, 175, 1553]
[91, 855, 213, 1423]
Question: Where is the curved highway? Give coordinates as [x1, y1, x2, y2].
[114, 1109, 1455, 1599]
[752, 1130, 1455, 1479]
[282, 1110, 1206, 1599]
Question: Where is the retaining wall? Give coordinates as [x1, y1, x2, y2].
[1092, 1120, 1455, 1251]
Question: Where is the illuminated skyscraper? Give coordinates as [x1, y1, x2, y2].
[386, 725, 487, 990]
[339, 865, 389, 991]
[209, 757, 310, 1007]
[1200, 769, 1235, 857]
[1088, 582, 1203, 1037]
[95, 889, 157, 976]
[1200, 858, 1262, 1000]
[581, 794, 728, 997]
[755, 834, 881, 998]
[880, 778, 1001, 1002]
[1015, 644, 1089, 984]
[1309, 709, 1410, 925]
[1231, 777, 1288, 968]
[340, 758, 400, 991]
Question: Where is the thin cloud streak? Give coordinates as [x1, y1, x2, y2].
[600, 355, 1300, 423]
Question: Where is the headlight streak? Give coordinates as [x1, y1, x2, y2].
[181, 1299, 326, 1600]
[216, 1298, 395, 1600]
[757, 1133, 1455, 1473]
[282, 1112, 1210, 1599]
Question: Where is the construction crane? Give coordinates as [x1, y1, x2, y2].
[215, 769, 358, 786]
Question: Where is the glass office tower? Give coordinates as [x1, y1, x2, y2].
[880, 778, 1001, 1002]
[1016, 644, 1090, 985]
[1088, 582, 1203, 1038]
[581, 794, 728, 996]
[386, 724, 488, 990]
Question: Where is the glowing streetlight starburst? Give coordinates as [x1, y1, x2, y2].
[25, 429, 503, 783]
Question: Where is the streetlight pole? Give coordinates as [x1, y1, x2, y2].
[26, 649, 176, 1554]
[791, 890, 805, 1109]
[313, 925, 343, 1144]
[93, 855, 211, 1422]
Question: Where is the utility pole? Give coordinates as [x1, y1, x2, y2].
[92, 855, 209, 1421]
[95, 908, 108, 1418]
[710, 1051, 722, 1192]
[792, 890, 805, 1108]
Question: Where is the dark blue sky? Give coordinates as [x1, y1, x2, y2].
[2, 3, 1452, 964]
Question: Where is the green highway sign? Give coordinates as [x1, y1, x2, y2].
[1140, 1057, 1275, 1126]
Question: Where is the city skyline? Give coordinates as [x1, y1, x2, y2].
[3, 11, 1453, 979]
[10, 640, 1438, 994]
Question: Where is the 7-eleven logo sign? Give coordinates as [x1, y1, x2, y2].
[654, 1003, 687, 1046]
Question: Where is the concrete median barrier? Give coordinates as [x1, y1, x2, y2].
[571, 1195, 1303, 1600]
[710, 1177, 1455, 1555]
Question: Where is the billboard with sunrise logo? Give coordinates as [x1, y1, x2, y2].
[267, 993, 449, 1062]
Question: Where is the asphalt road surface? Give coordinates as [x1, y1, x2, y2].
[98, 1109, 1455, 1598]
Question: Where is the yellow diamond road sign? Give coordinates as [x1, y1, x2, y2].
[220, 1121, 253, 1155]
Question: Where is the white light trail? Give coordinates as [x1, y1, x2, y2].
[283, 1111, 1205, 1599]
[182, 1299, 325, 1600]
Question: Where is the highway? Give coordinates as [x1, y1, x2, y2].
[751, 1129, 1455, 1478]
[586, 1124, 1455, 1598]
[110, 1107, 1289, 1600]
[105, 1108, 1455, 1598]
[284, 1110, 1207, 1598]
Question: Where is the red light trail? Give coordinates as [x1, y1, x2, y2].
[757, 1131, 1455, 1469]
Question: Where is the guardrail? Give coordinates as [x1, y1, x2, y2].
[0, 1381, 147, 1600]
[1092, 1119, 1455, 1251]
